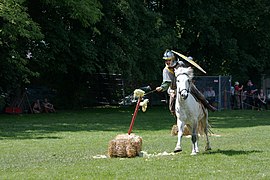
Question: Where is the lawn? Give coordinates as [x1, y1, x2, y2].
[0, 106, 270, 179]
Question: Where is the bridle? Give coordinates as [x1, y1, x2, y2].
[176, 72, 191, 96]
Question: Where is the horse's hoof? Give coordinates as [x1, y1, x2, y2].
[190, 152, 197, 156]
[174, 148, 182, 153]
[205, 147, 212, 151]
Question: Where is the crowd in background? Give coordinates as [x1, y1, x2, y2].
[230, 80, 268, 111]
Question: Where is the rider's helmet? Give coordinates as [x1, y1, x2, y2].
[163, 49, 177, 67]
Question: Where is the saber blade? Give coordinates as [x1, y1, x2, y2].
[171, 50, 207, 74]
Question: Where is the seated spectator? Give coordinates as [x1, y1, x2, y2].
[202, 88, 208, 99]
[43, 98, 56, 113]
[32, 99, 42, 113]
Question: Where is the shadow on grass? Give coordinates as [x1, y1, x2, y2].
[35, 136, 61, 139]
[0, 106, 171, 140]
[203, 149, 262, 156]
[0, 106, 270, 140]
[0, 135, 62, 140]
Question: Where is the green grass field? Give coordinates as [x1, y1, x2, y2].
[0, 106, 270, 179]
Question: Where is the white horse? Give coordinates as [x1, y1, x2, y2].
[174, 67, 211, 155]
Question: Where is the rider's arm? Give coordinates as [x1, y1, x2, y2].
[159, 81, 171, 92]
[156, 67, 173, 92]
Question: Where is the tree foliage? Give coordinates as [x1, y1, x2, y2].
[0, 0, 43, 90]
[1, 0, 270, 107]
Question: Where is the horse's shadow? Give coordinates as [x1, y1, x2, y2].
[203, 149, 262, 156]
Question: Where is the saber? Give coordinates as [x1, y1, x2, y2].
[144, 89, 157, 96]
[171, 50, 207, 74]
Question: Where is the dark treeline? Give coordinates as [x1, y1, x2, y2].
[1, 0, 270, 108]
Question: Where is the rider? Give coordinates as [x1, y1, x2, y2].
[156, 49, 216, 117]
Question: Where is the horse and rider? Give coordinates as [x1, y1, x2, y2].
[156, 49, 216, 116]
[156, 49, 215, 155]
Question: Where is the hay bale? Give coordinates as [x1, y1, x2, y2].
[108, 134, 142, 158]
[171, 124, 192, 136]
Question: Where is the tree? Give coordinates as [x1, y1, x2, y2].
[94, 0, 170, 88]
[27, 0, 103, 107]
[1, 0, 103, 107]
[0, 0, 43, 92]
[1, 0, 270, 108]
[147, 0, 270, 84]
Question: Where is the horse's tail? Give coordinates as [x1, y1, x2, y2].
[198, 102, 209, 135]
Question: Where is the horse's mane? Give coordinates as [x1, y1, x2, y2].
[175, 67, 194, 80]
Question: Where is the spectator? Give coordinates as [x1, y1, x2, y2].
[43, 98, 56, 113]
[202, 88, 208, 99]
[234, 82, 243, 109]
[257, 89, 268, 111]
[32, 99, 42, 113]
[230, 85, 235, 109]
[244, 80, 257, 109]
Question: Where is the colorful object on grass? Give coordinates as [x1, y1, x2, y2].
[128, 97, 141, 135]
[108, 88, 147, 158]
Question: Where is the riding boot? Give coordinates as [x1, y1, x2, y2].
[190, 84, 217, 112]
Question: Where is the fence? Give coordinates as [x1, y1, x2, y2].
[84, 73, 232, 110]
[193, 75, 231, 111]
[85, 73, 125, 106]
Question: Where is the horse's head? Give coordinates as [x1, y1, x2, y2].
[175, 67, 194, 100]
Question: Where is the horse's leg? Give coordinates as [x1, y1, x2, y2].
[191, 122, 199, 155]
[174, 119, 184, 153]
[204, 131, 211, 151]
[204, 117, 212, 151]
